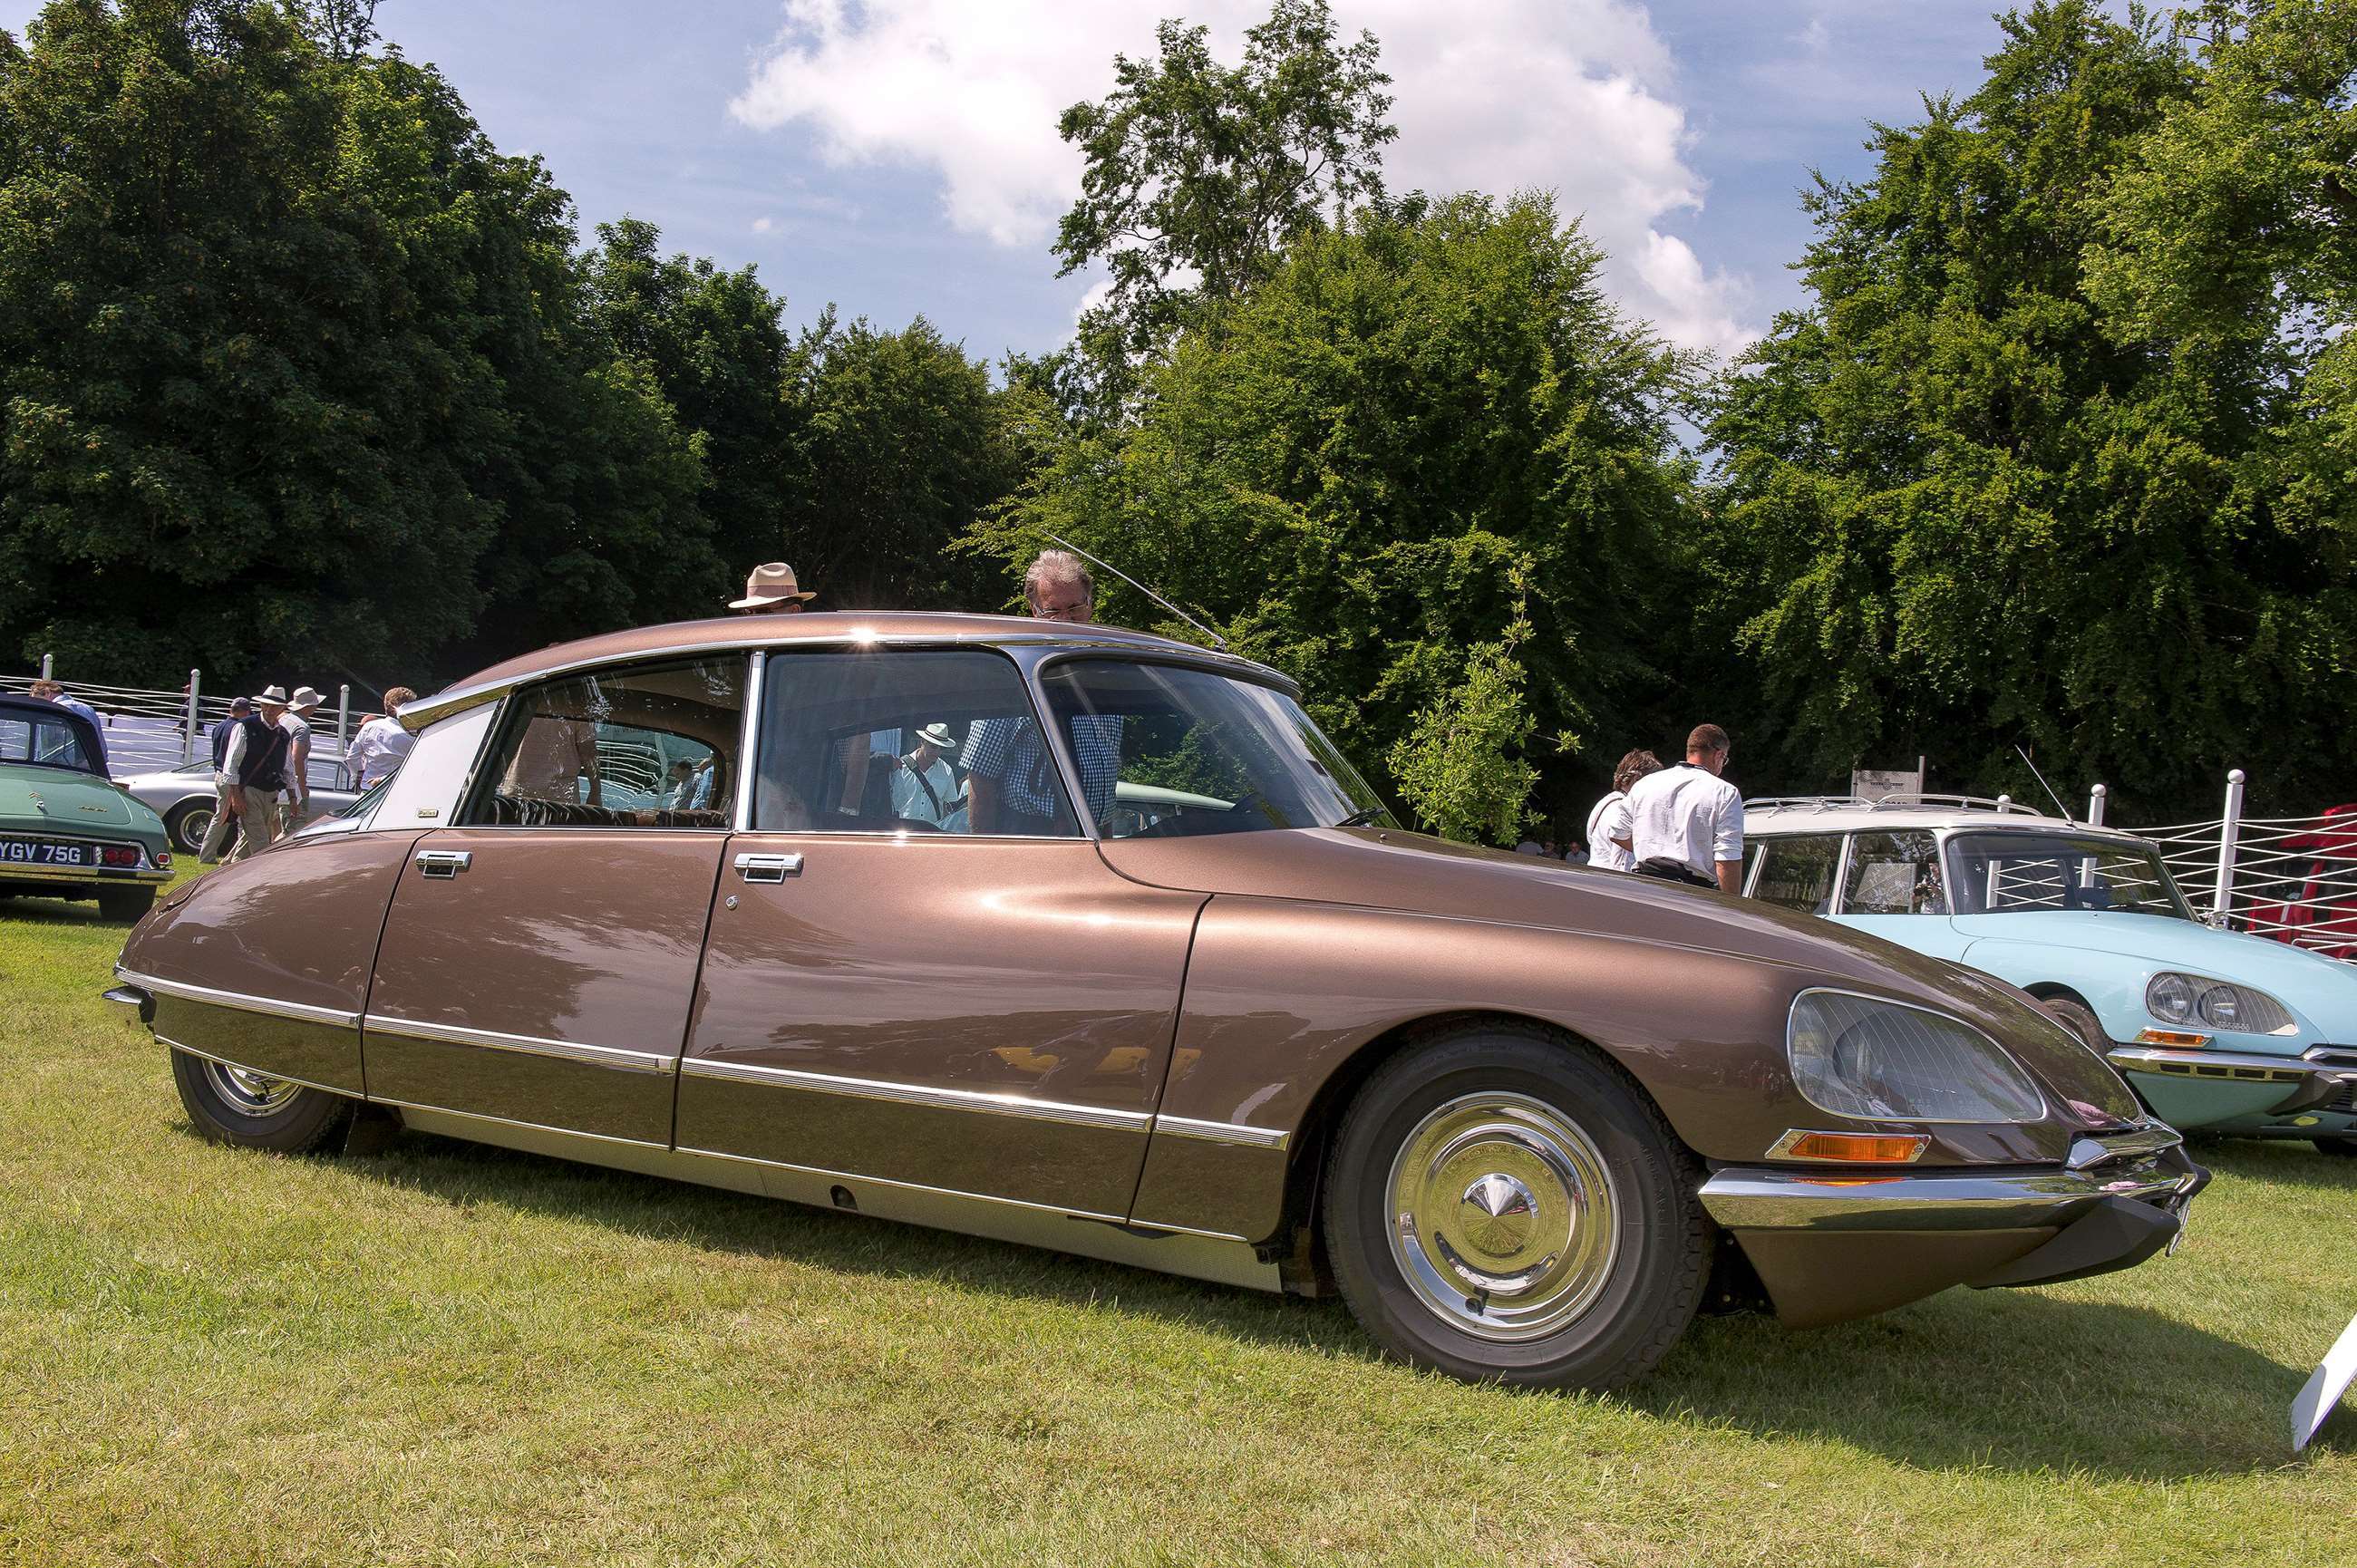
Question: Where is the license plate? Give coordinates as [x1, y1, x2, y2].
[0, 838, 92, 866]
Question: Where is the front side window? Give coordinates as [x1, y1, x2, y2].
[0, 711, 98, 772]
[1947, 832, 2190, 919]
[467, 658, 744, 828]
[752, 649, 1077, 837]
[1035, 660, 1394, 838]
[1842, 830, 1947, 915]
[1751, 835, 1842, 914]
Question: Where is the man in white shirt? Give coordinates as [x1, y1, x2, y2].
[346, 686, 417, 789]
[1622, 725, 1743, 892]
[1585, 749, 1663, 873]
[890, 723, 960, 828]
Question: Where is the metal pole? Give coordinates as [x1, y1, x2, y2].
[2088, 783, 2107, 827]
[2213, 769, 2246, 927]
[337, 684, 350, 759]
[182, 668, 201, 765]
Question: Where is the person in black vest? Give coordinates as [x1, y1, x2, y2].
[215, 686, 296, 864]
[195, 697, 253, 864]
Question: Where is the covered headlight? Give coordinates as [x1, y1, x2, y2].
[2146, 972, 2294, 1034]
[1787, 989, 2048, 1124]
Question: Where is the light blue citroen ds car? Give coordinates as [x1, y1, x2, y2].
[1741, 797, 2357, 1155]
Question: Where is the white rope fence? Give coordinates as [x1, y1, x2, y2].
[3, 662, 356, 780]
[2120, 771, 2357, 964]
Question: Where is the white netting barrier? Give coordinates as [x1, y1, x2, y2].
[2129, 794, 2357, 963]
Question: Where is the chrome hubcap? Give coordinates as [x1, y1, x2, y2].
[1387, 1091, 1619, 1341]
[204, 1060, 300, 1117]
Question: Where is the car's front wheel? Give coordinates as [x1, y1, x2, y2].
[1322, 1023, 1710, 1390]
[164, 800, 216, 856]
[170, 1048, 354, 1154]
[2037, 995, 2110, 1054]
[2313, 1137, 2357, 1159]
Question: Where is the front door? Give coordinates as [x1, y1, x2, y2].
[674, 647, 1204, 1218]
[363, 655, 748, 1146]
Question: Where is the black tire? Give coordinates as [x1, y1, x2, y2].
[1322, 1022, 1711, 1391]
[2038, 995, 2110, 1054]
[169, 1047, 354, 1154]
[98, 886, 156, 923]
[2313, 1137, 2357, 1158]
[164, 799, 217, 856]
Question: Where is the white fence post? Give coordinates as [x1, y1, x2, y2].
[2212, 769, 2246, 926]
[181, 668, 201, 764]
[2088, 783, 2107, 826]
[40, 653, 53, 680]
[336, 683, 351, 759]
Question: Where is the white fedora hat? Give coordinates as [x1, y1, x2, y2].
[915, 722, 958, 752]
[287, 685, 325, 712]
[250, 684, 291, 707]
[729, 562, 818, 610]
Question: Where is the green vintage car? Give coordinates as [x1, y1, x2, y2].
[0, 693, 173, 921]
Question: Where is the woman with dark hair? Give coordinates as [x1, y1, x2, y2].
[1584, 749, 1663, 873]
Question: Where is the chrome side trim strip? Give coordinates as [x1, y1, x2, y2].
[363, 1013, 674, 1075]
[116, 966, 358, 1029]
[1151, 1113, 1291, 1151]
[680, 1056, 1154, 1131]
[161, 1036, 351, 1099]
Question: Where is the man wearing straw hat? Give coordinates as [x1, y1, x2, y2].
[216, 687, 297, 863]
[277, 685, 325, 831]
[890, 723, 961, 828]
[730, 562, 817, 615]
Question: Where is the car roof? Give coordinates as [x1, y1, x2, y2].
[399, 611, 1290, 731]
[1742, 796, 2154, 846]
[0, 692, 105, 772]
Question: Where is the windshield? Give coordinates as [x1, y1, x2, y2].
[1946, 831, 2191, 920]
[1037, 659, 1396, 838]
[0, 711, 100, 773]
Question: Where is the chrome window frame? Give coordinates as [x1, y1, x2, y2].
[451, 653, 757, 835]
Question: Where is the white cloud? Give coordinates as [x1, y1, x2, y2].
[732, 0, 1759, 357]
[752, 216, 776, 234]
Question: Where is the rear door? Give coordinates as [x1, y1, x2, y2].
[363, 654, 748, 1146]
[1829, 828, 1974, 963]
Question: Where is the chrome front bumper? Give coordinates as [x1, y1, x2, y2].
[2106, 1044, 2357, 1115]
[1699, 1126, 2204, 1234]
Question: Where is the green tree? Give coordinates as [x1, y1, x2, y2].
[1387, 619, 1544, 847]
[1052, 0, 1394, 408]
[1701, 1, 2357, 819]
[581, 217, 800, 576]
[976, 192, 1694, 831]
[783, 313, 1044, 611]
[0, 1, 713, 685]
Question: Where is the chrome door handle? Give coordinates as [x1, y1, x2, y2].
[733, 852, 803, 884]
[416, 849, 472, 878]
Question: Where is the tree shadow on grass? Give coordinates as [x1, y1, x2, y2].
[0, 894, 135, 929]
[329, 1123, 2331, 1482]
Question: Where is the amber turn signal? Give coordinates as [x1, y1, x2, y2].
[2133, 1028, 2212, 1048]
[1772, 1130, 1929, 1164]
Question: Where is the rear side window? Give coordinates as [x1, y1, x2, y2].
[465, 657, 746, 828]
[1751, 836, 1842, 914]
[1841, 830, 1947, 915]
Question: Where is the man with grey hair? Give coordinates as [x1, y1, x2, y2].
[967, 548, 1117, 832]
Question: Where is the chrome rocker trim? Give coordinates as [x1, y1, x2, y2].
[114, 966, 359, 1029]
[363, 1013, 674, 1075]
[1149, 1113, 1291, 1151]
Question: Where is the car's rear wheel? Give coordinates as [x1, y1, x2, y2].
[164, 800, 216, 856]
[2037, 995, 2110, 1054]
[170, 1048, 354, 1154]
[2313, 1137, 2357, 1158]
[1322, 1022, 1710, 1390]
[98, 886, 156, 922]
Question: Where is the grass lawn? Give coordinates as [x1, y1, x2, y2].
[2, 866, 2352, 1567]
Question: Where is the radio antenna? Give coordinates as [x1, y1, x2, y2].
[1045, 533, 1228, 651]
[2014, 743, 2074, 822]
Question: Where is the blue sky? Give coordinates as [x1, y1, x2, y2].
[1, 2, 2056, 361]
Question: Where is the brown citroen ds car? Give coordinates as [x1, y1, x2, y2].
[109, 614, 2207, 1389]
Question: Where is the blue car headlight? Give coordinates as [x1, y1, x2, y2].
[2145, 972, 2294, 1034]
[1787, 989, 2049, 1124]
